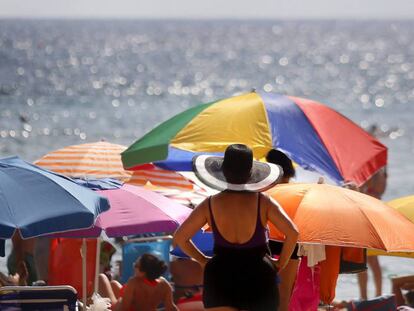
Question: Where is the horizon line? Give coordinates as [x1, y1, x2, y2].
[1, 16, 414, 21]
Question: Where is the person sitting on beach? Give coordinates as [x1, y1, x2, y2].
[8, 230, 37, 285]
[99, 253, 177, 311]
[173, 144, 299, 310]
[266, 149, 300, 311]
[169, 256, 204, 301]
[0, 261, 28, 286]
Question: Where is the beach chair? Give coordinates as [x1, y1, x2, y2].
[0, 285, 78, 311]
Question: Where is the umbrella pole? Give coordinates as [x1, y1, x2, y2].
[82, 238, 87, 310]
[94, 237, 102, 294]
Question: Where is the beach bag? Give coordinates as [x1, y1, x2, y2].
[289, 257, 320, 311]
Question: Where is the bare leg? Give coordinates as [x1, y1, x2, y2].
[357, 270, 368, 300]
[391, 275, 414, 306]
[278, 259, 300, 311]
[98, 273, 118, 304]
[367, 256, 382, 297]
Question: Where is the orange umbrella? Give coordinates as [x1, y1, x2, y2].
[35, 141, 194, 191]
[267, 183, 414, 252]
[368, 195, 414, 258]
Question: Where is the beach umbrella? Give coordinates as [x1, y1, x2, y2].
[368, 195, 414, 258]
[171, 230, 214, 258]
[55, 179, 192, 297]
[35, 141, 194, 191]
[0, 156, 110, 239]
[267, 183, 414, 252]
[144, 182, 210, 208]
[59, 180, 192, 238]
[122, 92, 387, 186]
[0, 156, 110, 307]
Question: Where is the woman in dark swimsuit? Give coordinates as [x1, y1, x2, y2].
[173, 144, 299, 311]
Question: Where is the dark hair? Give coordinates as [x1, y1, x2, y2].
[266, 149, 295, 178]
[135, 253, 167, 280]
[222, 144, 253, 184]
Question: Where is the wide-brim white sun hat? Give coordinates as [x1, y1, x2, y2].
[192, 144, 283, 192]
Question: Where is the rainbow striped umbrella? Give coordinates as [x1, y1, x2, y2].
[122, 92, 387, 186]
[35, 141, 194, 191]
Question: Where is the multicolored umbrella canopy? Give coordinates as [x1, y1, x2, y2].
[35, 141, 194, 191]
[122, 92, 387, 186]
[0, 156, 110, 239]
[267, 183, 414, 252]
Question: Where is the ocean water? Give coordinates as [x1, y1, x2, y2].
[1, 19, 414, 300]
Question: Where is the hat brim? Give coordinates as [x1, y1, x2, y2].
[193, 155, 283, 192]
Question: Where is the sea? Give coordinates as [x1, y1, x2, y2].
[0, 19, 414, 301]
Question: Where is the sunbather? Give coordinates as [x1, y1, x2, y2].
[99, 253, 177, 311]
[8, 231, 37, 285]
[170, 257, 203, 301]
[0, 261, 28, 286]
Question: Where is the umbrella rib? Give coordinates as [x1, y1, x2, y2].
[17, 163, 93, 211]
[5, 163, 101, 234]
[348, 194, 387, 250]
[0, 176, 18, 237]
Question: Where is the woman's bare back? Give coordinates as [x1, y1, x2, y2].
[207, 192, 267, 245]
[127, 277, 171, 311]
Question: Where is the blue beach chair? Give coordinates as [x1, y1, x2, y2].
[0, 285, 78, 311]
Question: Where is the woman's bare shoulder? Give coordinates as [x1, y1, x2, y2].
[158, 277, 173, 289]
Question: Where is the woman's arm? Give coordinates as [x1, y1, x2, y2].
[172, 199, 211, 268]
[264, 194, 299, 270]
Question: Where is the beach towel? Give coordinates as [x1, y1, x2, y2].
[297, 244, 326, 267]
[319, 245, 341, 304]
[289, 257, 320, 311]
[48, 238, 97, 296]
